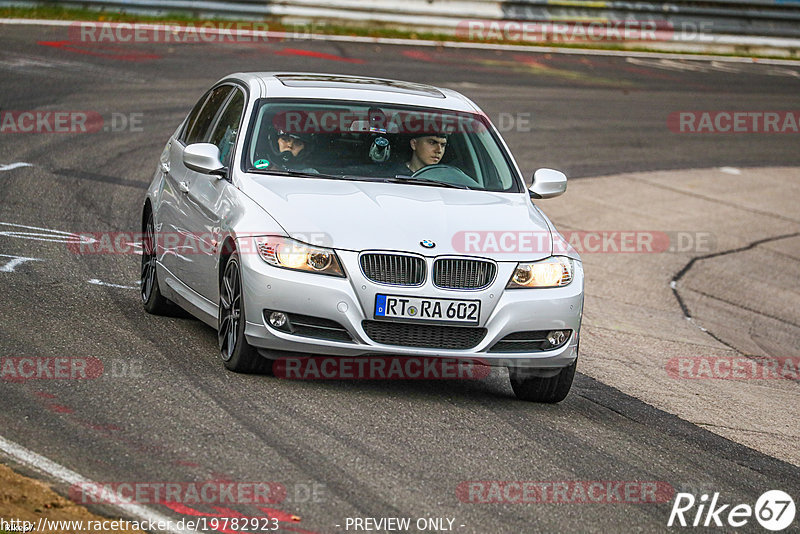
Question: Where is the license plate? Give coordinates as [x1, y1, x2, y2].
[374, 294, 480, 325]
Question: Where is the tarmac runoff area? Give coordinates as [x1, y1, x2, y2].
[543, 166, 800, 466]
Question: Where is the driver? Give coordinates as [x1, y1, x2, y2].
[271, 129, 316, 171]
[253, 112, 317, 173]
[277, 132, 308, 161]
[395, 133, 447, 175]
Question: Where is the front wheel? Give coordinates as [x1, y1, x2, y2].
[509, 358, 577, 403]
[218, 252, 273, 374]
[141, 210, 172, 315]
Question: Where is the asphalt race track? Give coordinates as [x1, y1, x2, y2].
[1, 22, 799, 533]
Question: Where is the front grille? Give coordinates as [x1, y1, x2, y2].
[488, 330, 572, 353]
[433, 258, 496, 290]
[360, 253, 425, 286]
[362, 320, 486, 350]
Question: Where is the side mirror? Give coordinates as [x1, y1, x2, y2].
[183, 143, 226, 177]
[529, 168, 567, 199]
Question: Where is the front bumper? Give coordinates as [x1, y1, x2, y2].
[240, 247, 583, 369]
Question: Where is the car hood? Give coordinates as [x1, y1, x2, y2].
[242, 175, 553, 260]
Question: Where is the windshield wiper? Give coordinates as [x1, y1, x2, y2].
[249, 169, 386, 182]
[386, 176, 471, 190]
[249, 169, 340, 180]
[250, 170, 471, 189]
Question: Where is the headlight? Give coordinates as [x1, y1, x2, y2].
[507, 257, 574, 288]
[255, 237, 345, 277]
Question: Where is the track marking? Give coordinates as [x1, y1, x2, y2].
[0, 434, 201, 534]
[627, 57, 800, 77]
[87, 278, 139, 289]
[0, 57, 53, 68]
[0, 253, 41, 272]
[2, 18, 800, 66]
[719, 167, 742, 175]
[0, 162, 32, 171]
[126, 241, 144, 255]
[0, 222, 96, 244]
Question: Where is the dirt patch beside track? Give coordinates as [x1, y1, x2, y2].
[0, 463, 144, 534]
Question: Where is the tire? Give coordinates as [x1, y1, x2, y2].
[218, 252, 273, 374]
[509, 358, 577, 403]
[141, 210, 173, 315]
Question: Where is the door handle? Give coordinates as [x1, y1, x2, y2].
[179, 181, 190, 193]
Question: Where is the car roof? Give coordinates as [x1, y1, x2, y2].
[223, 72, 481, 113]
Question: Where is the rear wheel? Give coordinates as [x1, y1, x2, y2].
[218, 252, 273, 374]
[141, 210, 172, 315]
[509, 358, 577, 403]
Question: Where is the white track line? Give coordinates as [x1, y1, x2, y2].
[87, 278, 138, 289]
[0, 162, 33, 171]
[0, 253, 41, 272]
[1, 17, 800, 66]
[0, 435, 200, 534]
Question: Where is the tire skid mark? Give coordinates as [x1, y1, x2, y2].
[110, 286, 413, 523]
[401, 48, 634, 86]
[150, 347, 405, 523]
[543, 53, 696, 85]
[53, 168, 149, 189]
[19, 389, 311, 533]
[274, 48, 365, 63]
[37, 40, 162, 62]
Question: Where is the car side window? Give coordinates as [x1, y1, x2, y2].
[180, 90, 211, 142]
[183, 85, 234, 145]
[208, 89, 245, 166]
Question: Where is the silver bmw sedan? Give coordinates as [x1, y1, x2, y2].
[141, 72, 583, 402]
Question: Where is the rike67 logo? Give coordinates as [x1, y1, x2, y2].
[668, 490, 796, 531]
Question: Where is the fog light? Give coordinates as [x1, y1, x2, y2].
[545, 330, 569, 348]
[269, 312, 288, 328]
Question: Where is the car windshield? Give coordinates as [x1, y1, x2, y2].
[244, 99, 523, 192]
